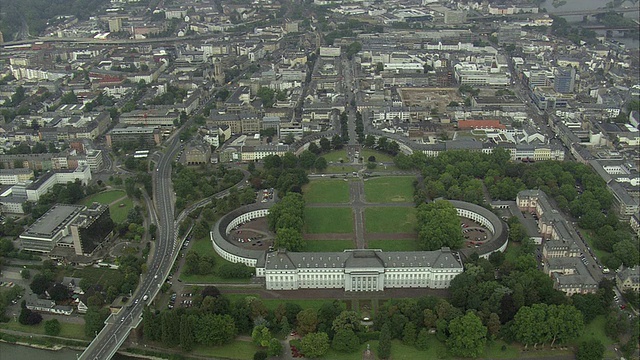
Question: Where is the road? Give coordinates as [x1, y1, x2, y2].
[79, 134, 182, 360]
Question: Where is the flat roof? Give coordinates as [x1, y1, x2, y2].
[23, 204, 84, 238]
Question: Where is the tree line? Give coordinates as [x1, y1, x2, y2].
[394, 149, 638, 270]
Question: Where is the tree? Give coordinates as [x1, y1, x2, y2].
[296, 308, 318, 335]
[267, 337, 283, 356]
[44, 319, 61, 336]
[378, 323, 392, 359]
[19, 306, 42, 325]
[402, 322, 417, 345]
[300, 332, 330, 358]
[180, 315, 196, 351]
[20, 269, 31, 279]
[30, 274, 53, 295]
[253, 351, 268, 360]
[274, 227, 304, 252]
[331, 329, 360, 353]
[195, 314, 236, 346]
[252, 325, 272, 347]
[612, 239, 639, 267]
[314, 157, 328, 172]
[364, 135, 376, 148]
[331, 310, 361, 333]
[447, 312, 487, 358]
[299, 150, 317, 170]
[576, 339, 605, 360]
[416, 200, 464, 250]
[319, 138, 331, 152]
[415, 328, 429, 351]
[85, 307, 110, 337]
[60, 91, 78, 104]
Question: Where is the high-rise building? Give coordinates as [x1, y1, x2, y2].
[554, 66, 576, 94]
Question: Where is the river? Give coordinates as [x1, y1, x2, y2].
[540, 0, 640, 48]
[0, 342, 138, 359]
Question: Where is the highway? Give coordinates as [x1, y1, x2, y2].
[79, 135, 182, 360]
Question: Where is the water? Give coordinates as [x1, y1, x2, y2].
[0, 342, 139, 359]
[540, 0, 640, 48]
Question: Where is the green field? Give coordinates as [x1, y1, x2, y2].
[365, 207, 416, 233]
[360, 149, 395, 163]
[70, 267, 124, 291]
[179, 237, 251, 284]
[305, 240, 354, 252]
[304, 207, 353, 234]
[302, 179, 350, 204]
[575, 315, 616, 355]
[81, 190, 127, 205]
[322, 150, 349, 163]
[364, 176, 415, 203]
[0, 319, 87, 339]
[194, 339, 259, 359]
[81, 190, 132, 223]
[368, 239, 419, 251]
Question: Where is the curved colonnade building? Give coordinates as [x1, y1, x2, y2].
[210, 200, 508, 292]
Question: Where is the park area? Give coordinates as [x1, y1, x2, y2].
[365, 207, 416, 234]
[304, 207, 353, 234]
[302, 179, 350, 204]
[364, 176, 414, 203]
[81, 190, 133, 223]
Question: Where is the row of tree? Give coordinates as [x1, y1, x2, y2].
[267, 193, 306, 252]
[415, 200, 464, 251]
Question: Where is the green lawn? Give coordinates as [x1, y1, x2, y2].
[193, 339, 259, 359]
[305, 240, 354, 252]
[579, 229, 608, 263]
[364, 176, 415, 203]
[365, 207, 416, 233]
[179, 237, 251, 284]
[302, 180, 350, 204]
[304, 208, 353, 234]
[81, 190, 132, 224]
[575, 315, 615, 347]
[368, 239, 419, 252]
[81, 190, 127, 205]
[70, 267, 124, 291]
[322, 150, 349, 163]
[0, 319, 87, 340]
[360, 149, 395, 163]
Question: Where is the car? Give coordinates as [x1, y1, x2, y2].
[620, 304, 626, 310]
[143, 294, 149, 301]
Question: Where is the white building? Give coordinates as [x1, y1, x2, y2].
[264, 248, 462, 291]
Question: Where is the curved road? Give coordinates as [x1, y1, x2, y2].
[80, 135, 182, 360]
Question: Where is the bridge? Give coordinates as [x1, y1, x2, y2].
[551, 7, 638, 16]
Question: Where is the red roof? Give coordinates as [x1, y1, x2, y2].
[457, 120, 506, 130]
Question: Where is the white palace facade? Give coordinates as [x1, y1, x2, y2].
[263, 248, 463, 291]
